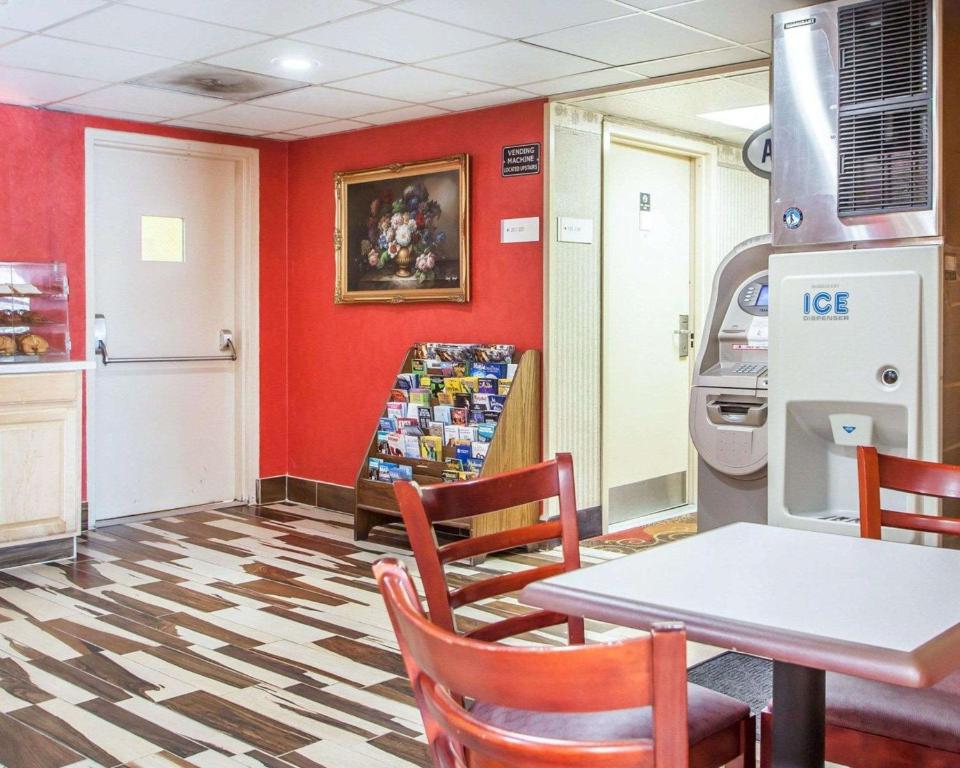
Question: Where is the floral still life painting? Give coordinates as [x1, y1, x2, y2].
[335, 154, 469, 303]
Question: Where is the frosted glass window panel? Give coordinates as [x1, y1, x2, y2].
[141, 216, 184, 263]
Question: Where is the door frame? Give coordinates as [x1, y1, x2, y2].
[83, 129, 260, 527]
[600, 120, 720, 527]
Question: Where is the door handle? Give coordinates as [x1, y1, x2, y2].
[95, 314, 237, 365]
[673, 313, 692, 359]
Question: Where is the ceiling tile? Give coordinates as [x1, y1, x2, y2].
[360, 104, 448, 125]
[400, 0, 635, 38]
[525, 13, 727, 66]
[131, 63, 310, 102]
[329, 66, 497, 102]
[0, 35, 176, 82]
[617, 0, 699, 9]
[262, 132, 303, 140]
[46, 4, 268, 60]
[164, 118, 266, 136]
[0, 65, 102, 105]
[428, 88, 535, 111]
[655, 0, 812, 45]
[0, 28, 27, 45]
[0, 0, 106, 32]
[289, 119, 370, 137]
[292, 8, 502, 64]
[54, 83, 228, 118]
[522, 67, 646, 96]
[748, 40, 772, 54]
[186, 103, 320, 132]
[47, 103, 163, 123]
[127, 0, 372, 36]
[206, 39, 393, 86]
[249, 86, 409, 118]
[623, 45, 767, 77]
[423, 41, 599, 87]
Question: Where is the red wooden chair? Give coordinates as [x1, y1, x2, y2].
[761, 446, 960, 768]
[375, 557, 756, 768]
[393, 453, 585, 644]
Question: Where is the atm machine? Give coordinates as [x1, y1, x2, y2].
[690, 236, 773, 531]
[767, 0, 960, 540]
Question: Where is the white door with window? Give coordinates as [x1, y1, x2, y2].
[87, 131, 258, 522]
[602, 139, 695, 524]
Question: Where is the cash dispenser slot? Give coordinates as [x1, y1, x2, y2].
[707, 398, 767, 427]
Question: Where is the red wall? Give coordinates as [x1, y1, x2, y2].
[0, 104, 289, 481]
[0, 97, 546, 493]
[286, 99, 546, 486]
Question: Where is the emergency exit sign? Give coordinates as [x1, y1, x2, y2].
[502, 143, 541, 176]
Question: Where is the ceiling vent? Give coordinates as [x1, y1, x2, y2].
[837, 0, 932, 216]
[130, 63, 309, 101]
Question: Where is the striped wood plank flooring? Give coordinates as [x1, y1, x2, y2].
[0, 503, 632, 768]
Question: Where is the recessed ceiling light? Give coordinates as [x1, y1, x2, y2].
[697, 104, 770, 130]
[271, 56, 318, 72]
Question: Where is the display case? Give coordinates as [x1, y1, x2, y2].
[0, 262, 70, 364]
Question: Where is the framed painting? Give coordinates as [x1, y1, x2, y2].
[335, 154, 469, 304]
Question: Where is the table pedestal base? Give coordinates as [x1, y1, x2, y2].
[772, 661, 825, 768]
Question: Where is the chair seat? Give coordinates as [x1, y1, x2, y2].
[827, 670, 960, 753]
[470, 683, 750, 746]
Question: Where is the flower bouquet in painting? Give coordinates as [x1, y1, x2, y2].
[335, 155, 469, 304]
[362, 181, 446, 284]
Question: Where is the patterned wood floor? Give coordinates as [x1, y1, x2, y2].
[0, 502, 632, 768]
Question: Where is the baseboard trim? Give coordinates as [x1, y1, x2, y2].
[577, 506, 602, 539]
[256, 475, 600, 538]
[257, 475, 355, 514]
[0, 537, 75, 569]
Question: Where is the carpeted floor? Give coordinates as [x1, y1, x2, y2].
[584, 512, 698, 554]
[689, 651, 773, 723]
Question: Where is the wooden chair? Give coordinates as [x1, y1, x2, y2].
[375, 557, 756, 768]
[760, 446, 960, 768]
[393, 453, 585, 644]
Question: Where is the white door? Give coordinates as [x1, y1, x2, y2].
[602, 139, 695, 524]
[89, 134, 247, 520]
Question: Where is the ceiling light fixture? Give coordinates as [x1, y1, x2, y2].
[697, 104, 770, 130]
[271, 56, 318, 72]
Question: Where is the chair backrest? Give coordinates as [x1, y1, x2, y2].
[857, 446, 960, 539]
[394, 453, 584, 644]
[374, 558, 689, 768]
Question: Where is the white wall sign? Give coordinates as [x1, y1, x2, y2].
[500, 217, 540, 243]
[742, 124, 772, 179]
[557, 217, 594, 243]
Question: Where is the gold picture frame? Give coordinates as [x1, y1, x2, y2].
[335, 154, 470, 304]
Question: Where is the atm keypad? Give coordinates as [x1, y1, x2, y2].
[733, 363, 764, 374]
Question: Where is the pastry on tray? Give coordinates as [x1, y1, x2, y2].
[0, 335, 14, 356]
[18, 333, 49, 355]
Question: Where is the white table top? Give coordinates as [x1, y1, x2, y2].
[521, 523, 960, 687]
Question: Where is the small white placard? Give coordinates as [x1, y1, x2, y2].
[557, 217, 593, 243]
[500, 216, 540, 243]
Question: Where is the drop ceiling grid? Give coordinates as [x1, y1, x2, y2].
[0, 0, 786, 140]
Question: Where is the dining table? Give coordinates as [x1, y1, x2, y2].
[519, 522, 960, 768]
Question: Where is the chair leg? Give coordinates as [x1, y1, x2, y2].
[729, 716, 756, 768]
[759, 707, 773, 768]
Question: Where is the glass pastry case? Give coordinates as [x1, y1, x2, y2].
[0, 262, 70, 363]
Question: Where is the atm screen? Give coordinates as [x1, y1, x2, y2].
[755, 284, 769, 307]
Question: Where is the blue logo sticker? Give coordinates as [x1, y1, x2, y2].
[783, 207, 803, 229]
[842, 425, 856, 434]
